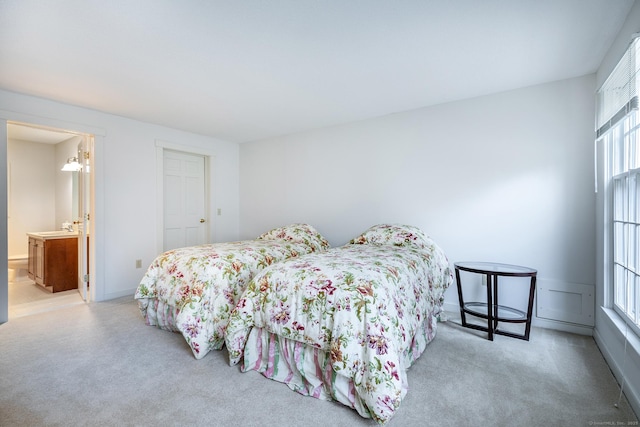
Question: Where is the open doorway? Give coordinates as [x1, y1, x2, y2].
[6, 122, 92, 318]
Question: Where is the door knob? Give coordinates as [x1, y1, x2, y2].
[200, 218, 205, 223]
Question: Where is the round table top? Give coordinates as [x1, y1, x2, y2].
[454, 261, 537, 276]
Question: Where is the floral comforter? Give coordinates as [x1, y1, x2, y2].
[225, 224, 452, 423]
[134, 224, 329, 359]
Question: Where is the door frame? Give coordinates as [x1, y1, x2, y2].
[0, 111, 105, 323]
[76, 135, 93, 301]
[155, 140, 215, 254]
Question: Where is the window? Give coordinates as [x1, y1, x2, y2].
[609, 114, 640, 335]
[598, 38, 640, 336]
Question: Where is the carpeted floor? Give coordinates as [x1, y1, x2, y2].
[0, 297, 636, 426]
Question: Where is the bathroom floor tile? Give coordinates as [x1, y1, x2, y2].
[8, 278, 84, 318]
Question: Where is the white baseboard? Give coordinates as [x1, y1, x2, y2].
[101, 288, 136, 301]
[531, 316, 594, 336]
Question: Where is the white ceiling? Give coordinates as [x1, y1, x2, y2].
[7, 123, 76, 144]
[0, 0, 635, 143]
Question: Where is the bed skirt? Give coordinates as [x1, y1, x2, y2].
[239, 309, 440, 421]
[137, 297, 181, 333]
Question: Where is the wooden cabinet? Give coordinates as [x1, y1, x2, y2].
[27, 237, 43, 284]
[27, 236, 78, 293]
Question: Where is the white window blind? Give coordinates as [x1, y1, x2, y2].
[597, 37, 640, 137]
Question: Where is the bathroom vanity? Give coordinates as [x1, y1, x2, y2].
[27, 231, 78, 293]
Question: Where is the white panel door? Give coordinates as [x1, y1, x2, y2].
[163, 150, 206, 251]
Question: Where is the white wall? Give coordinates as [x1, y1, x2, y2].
[8, 134, 88, 258]
[240, 74, 596, 327]
[6, 134, 82, 258]
[0, 89, 240, 302]
[594, 0, 640, 417]
[7, 139, 56, 256]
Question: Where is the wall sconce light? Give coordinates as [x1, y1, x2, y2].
[61, 157, 81, 172]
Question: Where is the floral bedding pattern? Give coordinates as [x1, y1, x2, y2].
[134, 223, 329, 359]
[225, 224, 452, 423]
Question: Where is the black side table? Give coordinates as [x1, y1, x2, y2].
[455, 262, 537, 341]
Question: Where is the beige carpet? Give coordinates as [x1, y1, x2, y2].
[0, 297, 636, 426]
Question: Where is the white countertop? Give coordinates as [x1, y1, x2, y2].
[27, 230, 80, 240]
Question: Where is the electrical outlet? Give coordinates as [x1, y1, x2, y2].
[481, 275, 487, 286]
[136, 259, 142, 269]
[217, 208, 222, 216]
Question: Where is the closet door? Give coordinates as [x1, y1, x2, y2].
[163, 150, 207, 251]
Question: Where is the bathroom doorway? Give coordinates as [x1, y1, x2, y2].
[6, 122, 93, 318]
